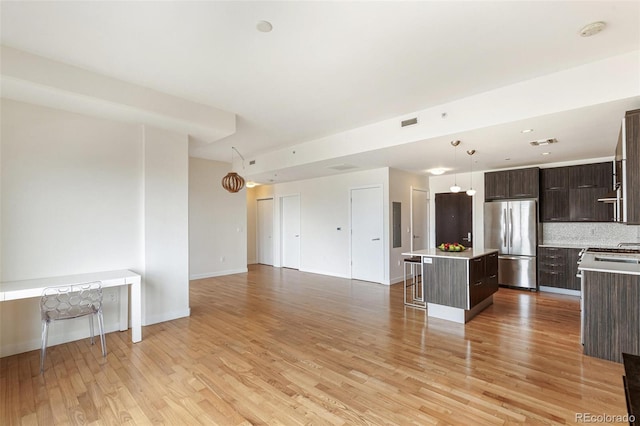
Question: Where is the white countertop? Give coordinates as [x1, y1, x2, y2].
[402, 248, 499, 260]
[578, 254, 640, 276]
[539, 243, 589, 249]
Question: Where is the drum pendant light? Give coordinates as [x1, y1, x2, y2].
[221, 147, 246, 193]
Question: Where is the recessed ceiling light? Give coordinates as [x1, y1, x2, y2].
[429, 168, 446, 175]
[579, 21, 606, 37]
[542, 152, 551, 156]
[256, 20, 273, 33]
[505, 158, 511, 161]
[521, 129, 533, 133]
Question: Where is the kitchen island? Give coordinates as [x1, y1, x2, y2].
[578, 250, 640, 363]
[402, 248, 499, 323]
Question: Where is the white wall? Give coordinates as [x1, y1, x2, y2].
[247, 168, 426, 285]
[272, 168, 389, 282]
[142, 126, 190, 325]
[388, 168, 429, 284]
[0, 100, 191, 357]
[189, 157, 247, 278]
[0, 99, 143, 356]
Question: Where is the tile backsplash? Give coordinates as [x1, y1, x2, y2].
[542, 222, 640, 247]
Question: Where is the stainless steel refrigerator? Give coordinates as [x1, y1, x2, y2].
[484, 200, 537, 289]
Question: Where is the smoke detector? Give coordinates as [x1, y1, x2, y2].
[530, 138, 558, 147]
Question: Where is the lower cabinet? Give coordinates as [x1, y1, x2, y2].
[469, 252, 499, 308]
[583, 270, 640, 363]
[538, 247, 581, 291]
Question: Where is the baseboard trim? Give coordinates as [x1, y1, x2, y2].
[539, 286, 580, 297]
[143, 308, 191, 326]
[189, 268, 248, 280]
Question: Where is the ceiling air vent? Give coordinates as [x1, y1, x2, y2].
[529, 138, 558, 147]
[328, 164, 358, 171]
[401, 117, 418, 127]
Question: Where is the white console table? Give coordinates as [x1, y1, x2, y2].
[0, 269, 142, 342]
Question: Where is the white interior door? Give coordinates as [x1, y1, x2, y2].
[281, 194, 300, 269]
[351, 186, 383, 283]
[411, 188, 429, 251]
[257, 198, 274, 266]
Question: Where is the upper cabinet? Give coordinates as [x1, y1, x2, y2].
[484, 167, 539, 201]
[541, 168, 569, 221]
[541, 162, 613, 222]
[625, 110, 640, 224]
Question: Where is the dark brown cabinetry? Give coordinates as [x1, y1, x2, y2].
[538, 246, 581, 291]
[625, 110, 640, 224]
[583, 270, 640, 363]
[485, 168, 539, 201]
[541, 168, 569, 221]
[423, 251, 499, 310]
[469, 252, 499, 308]
[541, 162, 613, 222]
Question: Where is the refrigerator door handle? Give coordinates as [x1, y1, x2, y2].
[503, 208, 507, 247]
[509, 207, 513, 248]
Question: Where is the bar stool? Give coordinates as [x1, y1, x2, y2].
[403, 256, 426, 309]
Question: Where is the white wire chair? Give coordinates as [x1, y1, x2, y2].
[40, 281, 106, 373]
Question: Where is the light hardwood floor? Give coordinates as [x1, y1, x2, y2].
[1, 265, 628, 424]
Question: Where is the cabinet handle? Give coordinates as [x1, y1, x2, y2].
[577, 184, 597, 188]
[513, 193, 530, 196]
[473, 258, 482, 262]
[489, 275, 497, 279]
[474, 281, 483, 286]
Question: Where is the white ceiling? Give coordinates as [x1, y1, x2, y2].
[1, 1, 639, 182]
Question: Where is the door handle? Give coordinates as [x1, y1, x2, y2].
[503, 208, 507, 247]
[372, 238, 380, 241]
[509, 207, 513, 247]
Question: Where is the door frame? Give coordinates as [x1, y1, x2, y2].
[410, 186, 429, 251]
[279, 193, 301, 270]
[349, 184, 384, 282]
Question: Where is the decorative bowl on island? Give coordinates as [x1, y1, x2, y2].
[438, 243, 466, 252]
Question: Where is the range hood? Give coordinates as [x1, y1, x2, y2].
[597, 183, 621, 203]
